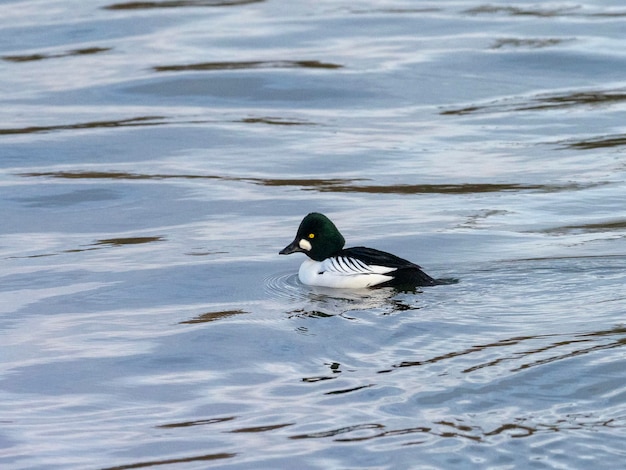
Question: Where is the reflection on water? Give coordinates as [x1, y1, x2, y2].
[20, 171, 605, 195]
[94, 236, 165, 246]
[441, 88, 626, 115]
[1, 0, 626, 469]
[157, 416, 236, 428]
[100, 453, 237, 470]
[0, 116, 166, 135]
[490, 38, 571, 49]
[153, 60, 342, 72]
[179, 309, 248, 324]
[239, 116, 313, 126]
[466, 4, 626, 18]
[464, 4, 580, 17]
[6, 235, 165, 259]
[394, 326, 626, 375]
[229, 422, 293, 433]
[541, 219, 626, 234]
[286, 291, 420, 320]
[2, 47, 111, 63]
[103, 0, 263, 10]
[288, 412, 625, 444]
[563, 134, 626, 150]
[266, 270, 428, 319]
[313, 182, 600, 194]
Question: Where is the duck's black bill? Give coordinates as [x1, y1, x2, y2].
[279, 239, 303, 255]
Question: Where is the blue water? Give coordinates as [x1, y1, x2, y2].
[1, 1, 625, 468]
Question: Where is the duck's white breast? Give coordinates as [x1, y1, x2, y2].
[298, 257, 395, 288]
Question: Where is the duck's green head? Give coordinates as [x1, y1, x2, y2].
[279, 212, 345, 262]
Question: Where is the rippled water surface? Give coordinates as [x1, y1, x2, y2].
[1, 1, 625, 468]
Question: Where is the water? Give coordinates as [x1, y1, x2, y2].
[1, 0, 625, 468]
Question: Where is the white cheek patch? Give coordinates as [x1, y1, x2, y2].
[298, 239, 312, 251]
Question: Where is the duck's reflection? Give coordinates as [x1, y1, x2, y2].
[287, 285, 423, 319]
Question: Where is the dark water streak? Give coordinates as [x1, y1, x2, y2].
[153, 60, 342, 72]
[20, 171, 601, 195]
[441, 89, 626, 115]
[103, 0, 263, 10]
[2, 47, 111, 63]
[0, 116, 167, 135]
[100, 452, 236, 470]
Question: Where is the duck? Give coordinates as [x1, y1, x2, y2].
[279, 212, 439, 289]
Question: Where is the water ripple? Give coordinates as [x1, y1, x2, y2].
[0, 116, 167, 135]
[103, 0, 263, 10]
[153, 60, 342, 72]
[101, 452, 237, 470]
[264, 270, 428, 319]
[2, 0, 625, 468]
[264, 270, 306, 302]
[441, 88, 626, 115]
[464, 5, 580, 17]
[2, 47, 111, 63]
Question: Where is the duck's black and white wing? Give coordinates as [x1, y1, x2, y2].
[340, 247, 439, 287]
[322, 254, 396, 276]
[311, 253, 396, 288]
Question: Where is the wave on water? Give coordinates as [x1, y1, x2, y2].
[264, 270, 307, 302]
[264, 270, 428, 319]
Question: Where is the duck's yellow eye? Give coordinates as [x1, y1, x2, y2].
[308, 233, 315, 239]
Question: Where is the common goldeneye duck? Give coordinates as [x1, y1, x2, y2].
[279, 212, 439, 289]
